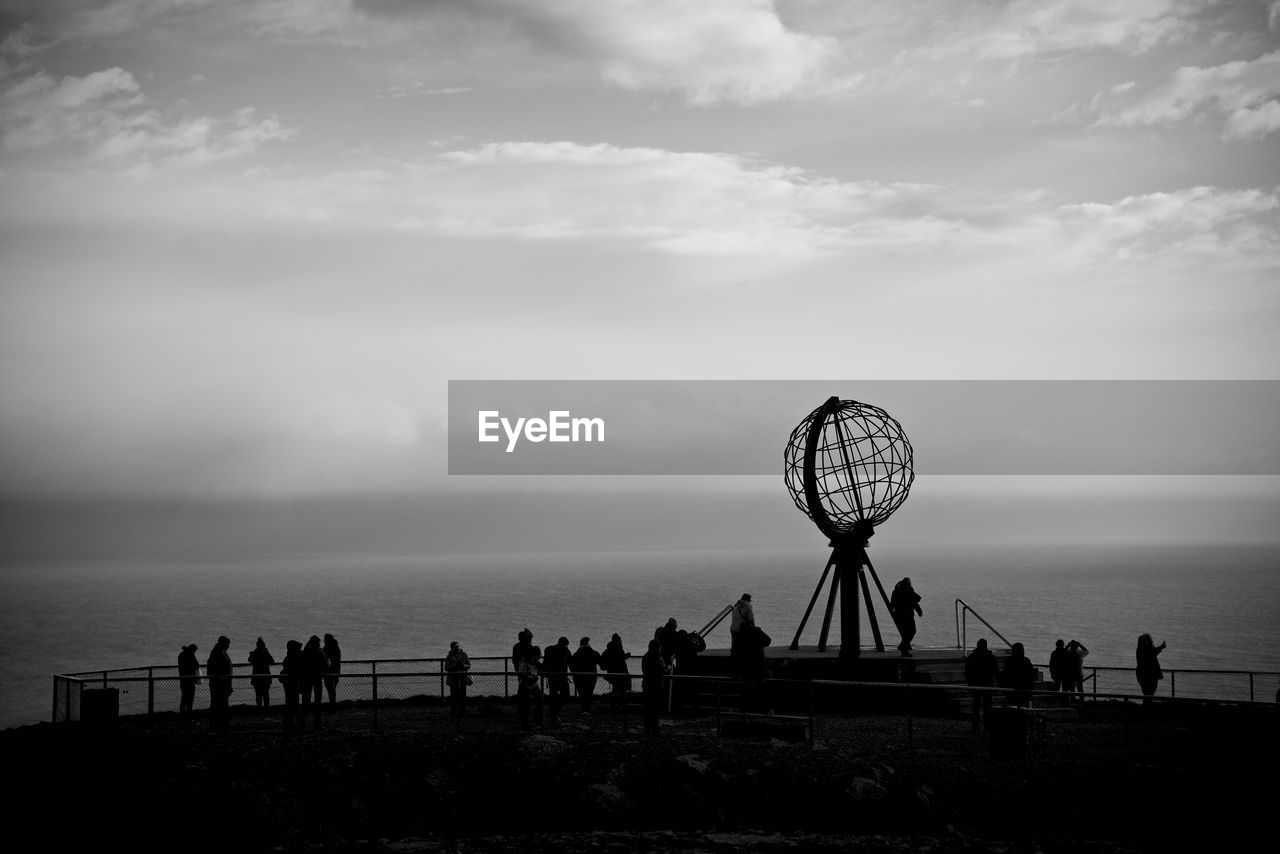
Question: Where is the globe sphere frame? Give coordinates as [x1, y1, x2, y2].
[784, 397, 915, 542]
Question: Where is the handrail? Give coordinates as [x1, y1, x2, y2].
[696, 604, 734, 639]
[954, 598, 1014, 652]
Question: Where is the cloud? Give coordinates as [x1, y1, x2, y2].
[1050, 186, 1280, 263]
[8, 134, 1275, 275]
[1080, 50, 1280, 140]
[0, 65, 294, 168]
[356, 0, 837, 104]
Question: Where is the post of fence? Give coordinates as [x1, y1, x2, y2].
[1170, 670, 1176, 699]
[52, 676, 58, 723]
[1248, 672, 1254, 703]
[905, 682, 914, 752]
[67, 679, 73, 722]
[807, 680, 815, 747]
[101, 670, 108, 689]
[371, 661, 378, 729]
[439, 659, 445, 699]
[148, 668, 155, 717]
[715, 679, 722, 738]
[504, 658, 510, 699]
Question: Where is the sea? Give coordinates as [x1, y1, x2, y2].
[3, 541, 1279, 730]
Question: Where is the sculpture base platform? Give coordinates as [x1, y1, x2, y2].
[685, 645, 1003, 685]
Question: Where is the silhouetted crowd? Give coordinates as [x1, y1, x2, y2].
[179, 633, 341, 731]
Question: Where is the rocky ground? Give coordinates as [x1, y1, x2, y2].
[2, 698, 1274, 853]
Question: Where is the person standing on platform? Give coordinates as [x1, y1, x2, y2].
[542, 636, 573, 724]
[891, 577, 923, 656]
[641, 638, 666, 736]
[1000, 642, 1036, 708]
[570, 637, 601, 713]
[512, 628, 534, 670]
[516, 645, 543, 731]
[206, 635, 233, 730]
[1049, 639, 1067, 692]
[1065, 639, 1089, 701]
[177, 643, 201, 716]
[657, 618, 681, 668]
[322, 633, 341, 706]
[445, 640, 472, 717]
[279, 639, 302, 730]
[248, 637, 275, 708]
[1136, 634, 1166, 706]
[965, 638, 1000, 731]
[299, 635, 327, 729]
[601, 633, 631, 703]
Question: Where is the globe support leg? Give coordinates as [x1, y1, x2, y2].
[792, 541, 885, 659]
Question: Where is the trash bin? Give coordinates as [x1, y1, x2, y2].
[81, 688, 119, 727]
[988, 706, 1029, 758]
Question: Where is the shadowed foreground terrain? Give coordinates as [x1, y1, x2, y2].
[3, 700, 1274, 853]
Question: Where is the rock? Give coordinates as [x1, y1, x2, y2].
[518, 734, 567, 763]
[577, 782, 633, 824]
[846, 776, 889, 803]
[674, 754, 709, 777]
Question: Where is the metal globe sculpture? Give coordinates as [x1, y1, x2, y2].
[784, 398, 914, 542]
[784, 396, 915, 659]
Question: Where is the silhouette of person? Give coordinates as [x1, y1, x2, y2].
[177, 643, 201, 716]
[1136, 633, 1167, 705]
[542, 636, 573, 724]
[641, 638, 666, 736]
[729, 593, 755, 666]
[1065, 639, 1089, 700]
[516, 644, 543, 731]
[570, 637, 601, 712]
[512, 628, 534, 670]
[656, 618, 682, 668]
[206, 635, 233, 730]
[964, 638, 1000, 731]
[737, 618, 771, 713]
[445, 640, 471, 717]
[1000, 642, 1036, 708]
[322, 633, 341, 706]
[891, 577, 923, 656]
[299, 635, 327, 728]
[1049, 639, 1067, 692]
[601, 633, 632, 703]
[248, 637, 275, 708]
[279, 639, 302, 730]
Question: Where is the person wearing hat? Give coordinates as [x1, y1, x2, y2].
[177, 643, 201, 716]
[206, 635, 233, 730]
[570, 636, 602, 713]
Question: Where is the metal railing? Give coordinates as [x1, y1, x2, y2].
[954, 598, 1014, 652]
[52, 656, 1280, 728]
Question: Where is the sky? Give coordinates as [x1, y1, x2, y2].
[1, 1, 1278, 557]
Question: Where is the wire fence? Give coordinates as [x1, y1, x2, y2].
[52, 656, 1280, 756]
[1030, 664, 1280, 704]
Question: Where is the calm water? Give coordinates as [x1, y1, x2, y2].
[3, 542, 1279, 729]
